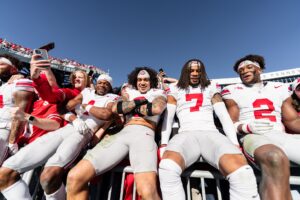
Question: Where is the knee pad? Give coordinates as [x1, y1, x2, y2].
[226, 165, 260, 200]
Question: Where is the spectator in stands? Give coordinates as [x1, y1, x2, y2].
[0, 55, 34, 165]
[0, 74, 116, 200]
[222, 54, 300, 200]
[159, 59, 259, 200]
[67, 67, 166, 200]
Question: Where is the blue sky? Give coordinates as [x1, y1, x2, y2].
[1, 0, 300, 87]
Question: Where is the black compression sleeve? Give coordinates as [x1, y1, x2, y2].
[117, 101, 123, 114]
[146, 103, 153, 116]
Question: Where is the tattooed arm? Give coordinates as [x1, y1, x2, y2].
[112, 93, 133, 114]
[136, 96, 167, 116]
[112, 92, 148, 115]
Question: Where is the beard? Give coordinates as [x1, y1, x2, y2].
[0, 72, 11, 83]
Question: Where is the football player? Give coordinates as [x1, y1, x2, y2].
[67, 67, 166, 200]
[222, 54, 300, 200]
[159, 59, 259, 200]
[0, 55, 34, 165]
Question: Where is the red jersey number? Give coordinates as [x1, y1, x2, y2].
[0, 95, 3, 108]
[252, 98, 276, 122]
[83, 100, 95, 115]
[185, 93, 203, 112]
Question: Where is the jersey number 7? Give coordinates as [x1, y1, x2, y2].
[185, 93, 203, 112]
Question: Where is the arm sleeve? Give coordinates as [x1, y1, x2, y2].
[33, 74, 65, 103]
[14, 79, 34, 92]
[213, 102, 239, 146]
[160, 103, 176, 145]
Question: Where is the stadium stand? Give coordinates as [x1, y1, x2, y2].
[0, 38, 105, 87]
[0, 39, 299, 200]
[213, 68, 300, 88]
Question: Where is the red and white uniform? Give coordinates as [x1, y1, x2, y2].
[0, 79, 34, 124]
[0, 79, 34, 165]
[76, 88, 119, 132]
[166, 82, 241, 169]
[3, 89, 118, 173]
[169, 82, 220, 132]
[222, 82, 300, 165]
[16, 99, 64, 146]
[83, 88, 166, 175]
[222, 82, 289, 131]
[125, 87, 167, 124]
[33, 74, 80, 104]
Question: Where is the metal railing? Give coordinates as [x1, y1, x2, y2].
[107, 162, 300, 200]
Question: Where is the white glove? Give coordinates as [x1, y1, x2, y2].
[242, 119, 274, 135]
[72, 118, 90, 135]
[74, 104, 85, 117]
[8, 143, 19, 155]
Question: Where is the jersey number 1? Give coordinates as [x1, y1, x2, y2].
[185, 93, 203, 112]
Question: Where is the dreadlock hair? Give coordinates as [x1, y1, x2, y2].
[233, 54, 265, 73]
[0, 54, 21, 70]
[128, 67, 158, 89]
[177, 59, 211, 90]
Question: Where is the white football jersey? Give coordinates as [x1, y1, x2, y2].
[169, 81, 221, 133]
[125, 87, 167, 123]
[0, 79, 34, 125]
[222, 82, 290, 131]
[77, 88, 118, 132]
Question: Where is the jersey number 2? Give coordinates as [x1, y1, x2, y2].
[253, 98, 276, 122]
[185, 93, 203, 112]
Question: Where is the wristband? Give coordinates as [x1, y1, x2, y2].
[134, 99, 148, 107]
[64, 113, 72, 122]
[85, 105, 93, 113]
[117, 101, 123, 114]
[241, 123, 252, 134]
[146, 103, 153, 116]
